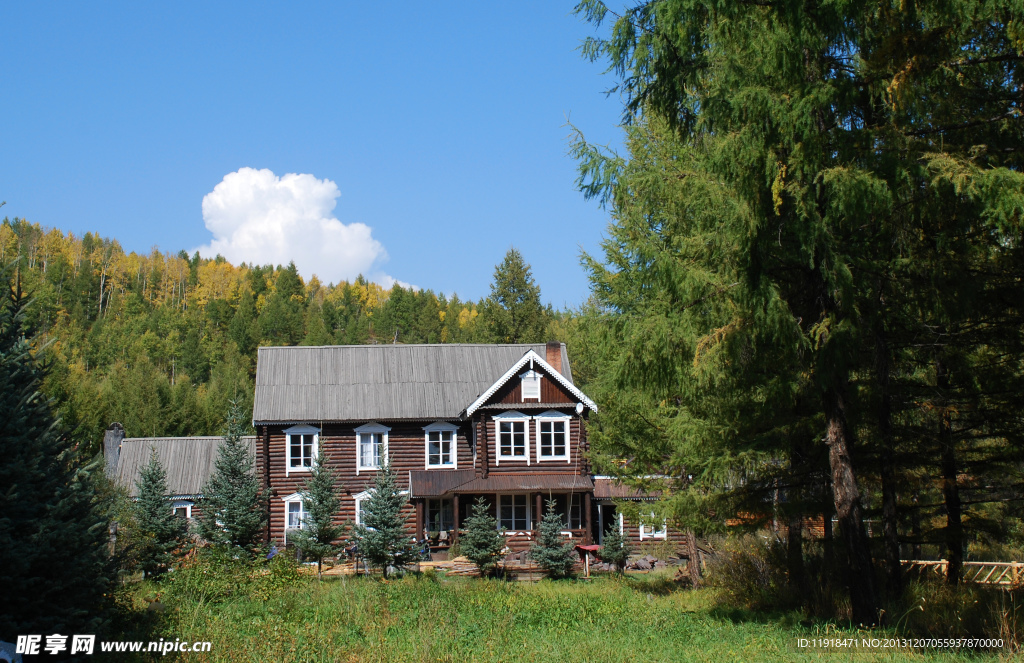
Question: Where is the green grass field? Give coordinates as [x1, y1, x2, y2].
[123, 561, 1015, 662]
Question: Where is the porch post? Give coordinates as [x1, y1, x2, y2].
[584, 492, 593, 544]
[415, 499, 424, 541]
[535, 493, 542, 532]
[452, 494, 460, 542]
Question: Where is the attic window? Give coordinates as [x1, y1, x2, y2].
[520, 370, 541, 401]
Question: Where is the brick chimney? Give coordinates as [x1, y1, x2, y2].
[545, 341, 562, 375]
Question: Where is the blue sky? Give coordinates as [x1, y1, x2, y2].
[1, 2, 624, 307]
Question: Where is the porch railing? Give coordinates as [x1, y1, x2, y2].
[903, 560, 1023, 587]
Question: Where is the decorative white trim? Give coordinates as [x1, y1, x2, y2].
[284, 425, 319, 476]
[171, 500, 193, 519]
[423, 421, 459, 469]
[353, 489, 372, 527]
[465, 349, 597, 416]
[534, 410, 571, 463]
[492, 411, 530, 466]
[355, 422, 390, 474]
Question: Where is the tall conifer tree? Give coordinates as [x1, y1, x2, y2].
[289, 452, 342, 577]
[134, 447, 189, 577]
[0, 268, 114, 638]
[352, 460, 418, 578]
[574, 0, 1024, 623]
[483, 248, 549, 343]
[197, 400, 266, 551]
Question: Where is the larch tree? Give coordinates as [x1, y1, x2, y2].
[483, 248, 549, 343]
[574, 0, 1024, 623]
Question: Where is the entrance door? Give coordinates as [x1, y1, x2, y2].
[597, 504, 618, 544]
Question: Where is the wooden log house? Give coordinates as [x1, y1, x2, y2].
[105, 342, 687, 553]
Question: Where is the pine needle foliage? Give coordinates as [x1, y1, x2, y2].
[461, 497, 506, 576]
[197, 401, 266, 552]
[598, 523, 631, 574]
[531, 501, 576, 579]
[482, 248, 550, 343]
[574, 0, 1024, 624]
[0, 266, 115, 638]
[288, 452, 342, 578]
[353, 460, 418, 578]
[134, 447, 189, 577]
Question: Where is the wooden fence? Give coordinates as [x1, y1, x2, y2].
[903, 560, 1023, 587]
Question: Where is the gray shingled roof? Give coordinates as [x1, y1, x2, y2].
[252, 343, 572, 423]
[114, 436, 257, 498]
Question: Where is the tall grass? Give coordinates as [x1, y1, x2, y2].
[113, 550, 1014, 662]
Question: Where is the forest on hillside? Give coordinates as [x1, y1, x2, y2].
[0, 218, 563, 449]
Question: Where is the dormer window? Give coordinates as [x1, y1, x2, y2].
[520, 370, 541, 401]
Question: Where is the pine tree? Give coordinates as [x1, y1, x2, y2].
[482, 248, 549, 343]
[598, 523, 631, 574]
[197, 401, 266, 551]
[530, 501, 576, 579]
[352, 460, 417, 578]
[0, 268, 115, 638]
[460, 497, 506, 577]
[288, 452, 342, 577]
[134, 447, 189, 577]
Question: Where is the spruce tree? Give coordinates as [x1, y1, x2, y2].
[353, 460, 417, 578]
[598, 523, 631, 575]
[461, 497, 506, 577]
[134, 447, 189, 577]
[197, 400, 266, 551]
[288, 452, 342, 578]
[482, 248, 549, 343]
[530, 501, 576, 579]
[0, 268, 114, 638]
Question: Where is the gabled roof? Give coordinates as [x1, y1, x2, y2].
[464, 349, 596, 416]
[252, 343, 576, 423]
[114, 436, 257, 498]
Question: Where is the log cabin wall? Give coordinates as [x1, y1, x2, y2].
[264, 421, 471, 544]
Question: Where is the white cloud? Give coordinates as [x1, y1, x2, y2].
[195, 167, 397, 286]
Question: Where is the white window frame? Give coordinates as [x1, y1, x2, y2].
[497, 493, 531, 533]
[534, 410, 571, 463]
[284, 424, 319, 476]
[355, 422, 390, 474]
[639, 513, 668, 540]
[493, 411, 530, 466]
[423, 421, 459, 469]
[282, 492, 307, 544]
[520, 369, 542, 401]
[353, 490, 372, 527]
[171, 500, 193, 519]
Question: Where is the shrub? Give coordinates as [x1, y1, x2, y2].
[531, 501, 576, 579]
[598, 524, 631, 574]
[705, 534, 796, 611]
[461, 497, 506, 576]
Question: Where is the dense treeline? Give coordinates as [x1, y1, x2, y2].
[573, 0, 1024, 624]
[1, 219, 554, 449]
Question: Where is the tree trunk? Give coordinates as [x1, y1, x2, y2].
[786, 440, 806, 592]
[824, 385, 878, 625]
[936, 358, 963, 586]
[911, 492, 922, 559]
[875, 323, 903, 592]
